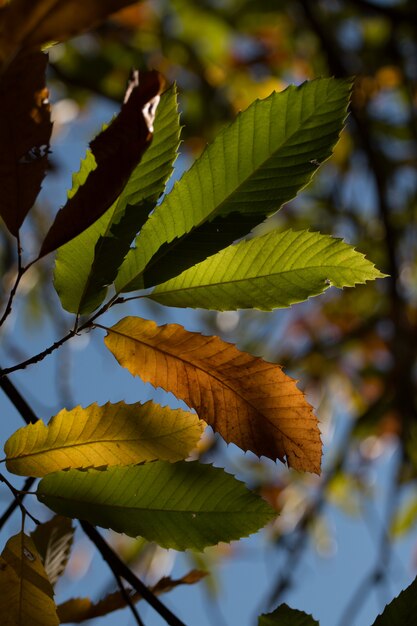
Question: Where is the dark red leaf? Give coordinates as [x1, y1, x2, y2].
[0, 51, 52, 236]
[39, 70, 165, 258]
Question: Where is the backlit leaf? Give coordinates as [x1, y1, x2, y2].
[371, 576, 417, 625]
[39, 70, 165, 258]
[31, 516, 74, 586]
[116, 77, 351, 292]
[0, 0, 139, 68]
[57, 569, 206, 622]
[5, 400, 204, 477]
[54, 85, 180, 315]
[0, 51, 52, 236]
[103, 317, 321, 473]
[0, 532, 59, 626]
[150, 229, 384, 310]
[37, 461, 275, 550]
[259, 604, 319, 625]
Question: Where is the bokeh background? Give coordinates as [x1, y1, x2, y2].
[1, 1, 417, 624]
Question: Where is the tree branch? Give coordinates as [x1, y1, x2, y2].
[80, 521, 187, 626]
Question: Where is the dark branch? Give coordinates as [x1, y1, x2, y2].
[81, 521, 187, 626]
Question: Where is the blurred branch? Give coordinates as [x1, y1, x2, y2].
[346, 0, 417, 24]
[338, 449, 404, 626]
[265, 443, 348, 608]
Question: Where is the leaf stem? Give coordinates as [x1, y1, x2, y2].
[0, 237, 26, 328]
[80, 521, 187, 626]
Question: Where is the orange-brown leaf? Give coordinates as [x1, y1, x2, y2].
[103, 317, 322, 473]
[0, 0, 140, 68]
[39, 70, 165, 257]
[0, 51, 52, 236]
[57, 570, 207, 623]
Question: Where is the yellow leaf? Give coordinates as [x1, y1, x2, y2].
[0, 532, 59, 626]
[5, 401, 205, 477]
[103, 317, 321, 473]
[57, 570, 207, 623]
[0, 0, 139, 68]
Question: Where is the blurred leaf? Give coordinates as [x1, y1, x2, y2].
[54, 84, 180, 314]
[371, 576, 417, 625]
[0, 532, 59, 626]
[31, 516, 74, 586]
[103, 316, 321, 472]
[259, 604, 319, 625]
[57, 569, 206, 622]
[390, 496, 417, 537]
[116, 77, 351, 292]
[37, 461, 275, 550]
[39, 70, 165, 258]
[150, 228, 384, 310]
[0, 0, 141, 67]
[0, 51, 52, 236]
[5, 400, 204, 477]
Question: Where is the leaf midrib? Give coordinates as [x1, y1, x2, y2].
[9, 424, 197, 463]
[38, 495, 267, 516]
[153, 262, 362, 295]
[103, 324, 307, 453]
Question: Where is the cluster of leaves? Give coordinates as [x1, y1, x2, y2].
[0, 1, 398, 625]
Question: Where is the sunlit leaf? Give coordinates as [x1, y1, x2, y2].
[57, 569, 206, 622]
[116, 77, 351, 292]
[5, 401, 204, 477]
[37, 461, 275, 551]
[150, 228, 384, 310]
[258, 604, 319, 625]
[31, 516, 74, 586]
[103, 317, 321, 473]
[371, 576, 417, 625]
[0, 532, 59, 626]
[39, 70, 165, 257]
[54, 85, 180, 314]
[0, 0, 140, 68]
[0, 51, 52, 236]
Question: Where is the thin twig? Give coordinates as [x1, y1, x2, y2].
[0, 291, 121, 378]
[80, 522, 187, 626]
[112, 569, 146, 626]
[0, 268, 25, 328]
[0, 330, 77, 377]
[0, 473, 40, 525]
[0, 477, 36, 530]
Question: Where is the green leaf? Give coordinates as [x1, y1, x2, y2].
[371, 576, 417, 625]
[37, 461, 275, 551]
[54, 85, 180, 314]
[115, 77, 351, 292]
[31, 516, 74, 586]
[258, 604, 319, 625]
[149, 228, 385, 310]
[5, 400, 204, 477]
